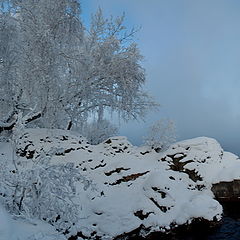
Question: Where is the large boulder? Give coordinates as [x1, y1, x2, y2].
[161, 137, 240, 185]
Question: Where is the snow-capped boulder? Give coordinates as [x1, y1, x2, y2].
[161, 137, 240, 185]
[2, 129, 240, 239]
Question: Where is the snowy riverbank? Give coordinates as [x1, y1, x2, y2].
[1, 128, 240, 239]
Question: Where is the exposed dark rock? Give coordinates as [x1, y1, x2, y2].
[68, 231, 101, 240]
[212, 180, 240, 200]
[149, 197, 168, 212]
[167, 154, 202, 182]
[151, 187, 166, 198]
[17, 143, 35, 159]
[105, 139, 112, 144]
[60, 136, 69, 141]
[110, 171, 149, 185]
[184, 169, 202, 182]
[64, 148, 75, 154]
[114, 218, 221, 240]
[134, 210, 153, 220]
[115, 149, 123, 153]
[90, 163, 107, 170]
[140, 151, 150, 155]
[105, 167, 130, 176]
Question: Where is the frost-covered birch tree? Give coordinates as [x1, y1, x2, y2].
[0, 11, 20, 121]
[0, 0, 158, 141]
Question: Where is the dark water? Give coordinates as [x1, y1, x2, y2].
[129, 202, 240, 240]
[208, 217, 240, 240]
[175, 202, 240, 240]
[131, 216, 240, 240]
[175, 217, 240, 240]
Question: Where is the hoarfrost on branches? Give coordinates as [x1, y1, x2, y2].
[144, 119, 176, 152]
[0, 0, 158, 141]
[0, 150, 89, 234]
[80, 119, 118, 145]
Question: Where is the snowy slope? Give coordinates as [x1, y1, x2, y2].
[1, 129, 240, 239]
[0, 203, 66, 240]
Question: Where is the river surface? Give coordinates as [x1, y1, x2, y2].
[174, 202, 240, 240]
[129, 203, 240, 240]
[175, 217, 240, 240]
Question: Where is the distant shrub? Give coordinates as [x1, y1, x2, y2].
[144, 119, 176, 152]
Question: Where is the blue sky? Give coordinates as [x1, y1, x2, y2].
[81, 1, 240, 156]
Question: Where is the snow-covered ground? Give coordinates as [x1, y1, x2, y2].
[0, 203, 66, 240]
[1, 128, 240, 239]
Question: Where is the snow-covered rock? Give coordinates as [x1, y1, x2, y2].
[1, 129, 240, 239]
[161, 137, 240, 185]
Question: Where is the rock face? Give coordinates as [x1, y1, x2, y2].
[212, 180, 240, 201]
[6, 129, 240, 239]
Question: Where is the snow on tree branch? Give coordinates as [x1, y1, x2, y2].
[0, 0, 159, 142]
[0, 147, 91, 234]
[144, 119, 177, 152]
[0, 110, 41, 135]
